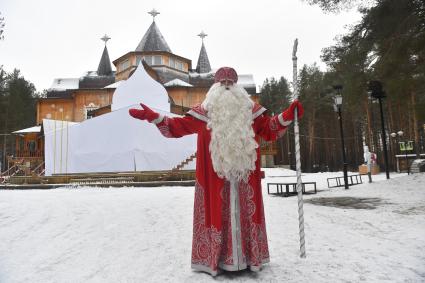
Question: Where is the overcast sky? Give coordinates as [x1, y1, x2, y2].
[0, 0, 362, 92]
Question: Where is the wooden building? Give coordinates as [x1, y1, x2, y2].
[4, 10, 276, 177]
[36, 39, 116, 124]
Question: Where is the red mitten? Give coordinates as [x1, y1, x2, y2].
[282, 99, 304, 121]
[129, 103, 160, 123]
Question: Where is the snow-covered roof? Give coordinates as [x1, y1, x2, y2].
[12, 126, 41, 134]
[80, 70, 115, 78]
[82, 71, 98, 77]
[49, 78, 79, 91]
[104, 81, 124, 89]
[237, 74, 256, 89]
[164, 79, 193, 87]
[189, 71, 255, 85]
[189, 71, 255, 90]
[189, 70, 215, 79]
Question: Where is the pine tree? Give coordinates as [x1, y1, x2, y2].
[0, 69, 38, 171]
[259, 77, 292, 115]
[259, 77, 293, 166]
[309, 0, 425, 167]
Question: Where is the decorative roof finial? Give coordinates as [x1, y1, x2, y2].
[149, 9, 160, 21]
[198, 31, 208, 43]
[101, 34, 111, 45]
[195, 31, 211, 73]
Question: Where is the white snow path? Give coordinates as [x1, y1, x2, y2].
[0, 171, 424, 282]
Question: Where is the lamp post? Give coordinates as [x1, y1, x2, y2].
[333, 85, 349, 190]
[368, 81, 390, 179]
[390, 131, 401, 172]
[391, 131, 410, 174]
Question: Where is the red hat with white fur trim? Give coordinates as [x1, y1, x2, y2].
[214, 67, 238, 84]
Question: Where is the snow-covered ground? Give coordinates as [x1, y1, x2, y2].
[0, 170, 424, 283]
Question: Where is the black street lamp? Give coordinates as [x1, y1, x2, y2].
[390, 130, 402, 172]
[333, 85, 349, 190]
[368, 81, 390, 179]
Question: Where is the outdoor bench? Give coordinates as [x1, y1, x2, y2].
[326, 174, 363, 188]
[267, 182, 317, 197]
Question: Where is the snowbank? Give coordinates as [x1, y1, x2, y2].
[0, 171, 423, 282]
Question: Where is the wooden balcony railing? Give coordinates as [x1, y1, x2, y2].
[14, 150, 44, 158]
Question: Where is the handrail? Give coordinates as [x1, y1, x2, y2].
[1, 165, 20, 183]
[31, 162, 45, 175]
[172, 153, 197, 171]
[0, 159, 23, 177]
[14, 150, 44, 158]
[9, 168, 21, 178]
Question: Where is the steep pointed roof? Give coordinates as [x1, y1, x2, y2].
[196, 42, 211, 73]
[136, 21, 171, 52]
[97, 45, 113, 76]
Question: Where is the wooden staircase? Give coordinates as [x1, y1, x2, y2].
[31, 162, 45, 176]
[172, 153, 197, 172]
[158, 153, 197, 180]
[1, 159, 45, 184]
[1, 159, 24, 183]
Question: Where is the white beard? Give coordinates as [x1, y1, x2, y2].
[202, 83, 258, 182]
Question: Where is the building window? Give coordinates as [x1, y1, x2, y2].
[86, 111, 94, 119]
[28, 141, 36, 153]
[120, 60, 130, 71]
[85, 103, 99, 120]
[169, 57, 175, 68]
[175, 60, 183, 71]
[19, 139, 25, 152]
[153, 55, 162, 65]
[168, 57, 185, 71]
[143, 56, 153, 65]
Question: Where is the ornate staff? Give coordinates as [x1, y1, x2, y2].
[292, 38, 306, 258]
